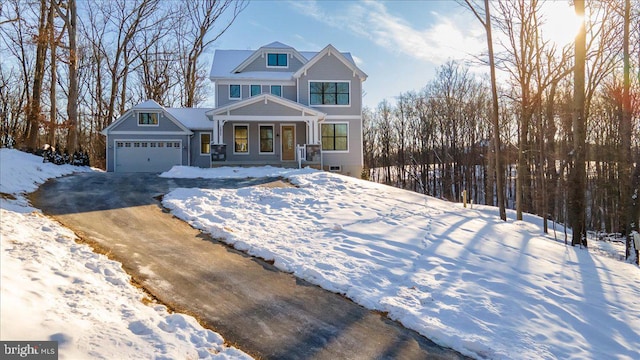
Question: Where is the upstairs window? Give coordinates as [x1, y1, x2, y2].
[138, 112, 158, 125]
[270, 85, 282, 97]
[229, 84, 241, 99]
[250, 84, 262, 97]
[310, 82, 350, 106]
[267, 53, 288, 67]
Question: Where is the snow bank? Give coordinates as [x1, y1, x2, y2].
[160, 165, 316, 179]
[162, 167, 640, 360]
[0, 149, 251, 359]
[0, 149, 93, 212]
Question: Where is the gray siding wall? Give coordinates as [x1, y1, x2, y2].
[298, 54, 363, 116]
[229, 101, 303, 117]
[216, 85, 227, 107]
[320, 118, 363, 177]
[104, 134, 190, 172]
[242, 54, 304, 73]
[111, 111, 185, 132]
[221, 121, 306, 162]
[297, 54, 364, 176]
[217, 84, 297, 107]
[282, 86, 296, 101]
[190, 131, 213, 168]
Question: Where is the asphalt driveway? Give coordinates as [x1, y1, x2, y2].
[31, 172, 469, 360]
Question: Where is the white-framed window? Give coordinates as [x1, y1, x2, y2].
[229, 84, 241, 100]
[234, 124, 249, 154]
[309, 81, 350, 106]
[138, 112, 159, 126]
[266, 53, 288, 68]
[321, 123, 349, 151]
[259, 125, 274, 154]
[270, 85, 282, 97]
[250, 84, 261, 97]
[200, 132, 211, 155]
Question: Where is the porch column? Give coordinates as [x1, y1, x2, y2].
[212, 119, 225, 144]
[310, 118, 319, 144]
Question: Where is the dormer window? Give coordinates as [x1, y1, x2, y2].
[267, 53, 288, 67]
[138, 112, 158, 126]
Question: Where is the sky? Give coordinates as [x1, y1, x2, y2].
[206, 0, 579, 109]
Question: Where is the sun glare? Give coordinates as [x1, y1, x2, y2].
[540, 2, 584, 47]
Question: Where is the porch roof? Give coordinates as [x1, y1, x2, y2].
[207, 93, 326, 120]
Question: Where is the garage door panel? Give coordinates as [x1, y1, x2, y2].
[115, 141, 182, 172]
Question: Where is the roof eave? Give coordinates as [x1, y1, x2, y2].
[207, 93, 326, 118]
[230, 45, 308, 74]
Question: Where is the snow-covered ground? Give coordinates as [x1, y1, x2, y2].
[0, 150, 251, 360]
[161, 166, 640, 360]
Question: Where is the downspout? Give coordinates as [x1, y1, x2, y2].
[359, 78, 365, 172]
[105, 133, 110, 172]
[319, 116, 325, 171]
[187, 135, 191, 167]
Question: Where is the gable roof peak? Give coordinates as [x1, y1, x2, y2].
[133, 99, 164, 110]
[230, 41, 306, 74]
[293, 44, 367, 80]
[262, 41, 292, 49]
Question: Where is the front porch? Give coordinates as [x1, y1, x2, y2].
[210, 142, 322, 170]
[206, 93, 326, 169]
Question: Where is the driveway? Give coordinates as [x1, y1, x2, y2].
[31, 172, 469, 360]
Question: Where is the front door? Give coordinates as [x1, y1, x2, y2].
[281, 125, 295, 161]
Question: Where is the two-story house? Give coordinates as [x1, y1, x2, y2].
[101, 42, 367, 176]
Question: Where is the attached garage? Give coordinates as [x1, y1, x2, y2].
[102, 100, 198, 172]
[114, 140, 182, 173]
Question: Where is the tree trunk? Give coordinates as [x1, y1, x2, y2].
[485, 0, 507, 220]
[570, 0, 587, 247]
[24, 0, 49, 151]
[66, 0, 78, 153]
[621, 0, 633, 258]
[47, 0, 56, 146]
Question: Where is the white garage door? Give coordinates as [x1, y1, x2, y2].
[115, 140, 182, 172]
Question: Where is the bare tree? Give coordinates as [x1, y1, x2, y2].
[570, 0, 587, 247]
[23, 0, 49, 151]
[54, 0, 79, 153]
[47, 0, 57, 146]
[620, 0, 633, 258]
[376, 100, 394, 184]
[174, 0, 247, 107]
[462, 0, 507, 221]
[0, 2, 19, 25]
